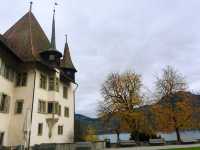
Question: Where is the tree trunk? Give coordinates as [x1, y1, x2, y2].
[173, 117, 181, 144]
[116, 130, 120, 145]
[135, 131, 140, 144]
[175, 127, 181, 144]
[134, 121, 140, 144]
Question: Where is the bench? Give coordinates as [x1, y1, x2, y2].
[119, 140, 136, 147]
[149, 138, 165, 145]
[181, 138, 198, 144]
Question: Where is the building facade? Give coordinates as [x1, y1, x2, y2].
[0, 8, 77, 147]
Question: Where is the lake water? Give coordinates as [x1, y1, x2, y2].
[98, 130, 200, 143]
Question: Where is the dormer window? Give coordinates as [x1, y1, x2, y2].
[66, 71, 71, 76]
[49, 55, 55, 61]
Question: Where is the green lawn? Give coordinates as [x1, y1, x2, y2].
[162, 147, 200, 150]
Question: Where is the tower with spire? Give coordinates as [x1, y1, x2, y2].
[0, 2, 77, 148]
[39, 9, 62, 66]
[61, 35, 77, 81]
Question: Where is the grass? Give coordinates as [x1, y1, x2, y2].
[162, 147, 200, 150]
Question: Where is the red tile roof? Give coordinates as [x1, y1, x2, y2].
[3, 11, 50, 61]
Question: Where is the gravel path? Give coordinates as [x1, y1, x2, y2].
[106, 143, 200, 150]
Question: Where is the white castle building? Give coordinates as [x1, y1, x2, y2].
[0, 7, 77, 148]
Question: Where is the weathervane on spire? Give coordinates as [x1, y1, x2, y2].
[50, 1, 58, 50]
[29, 1, 33, 12]
[53, 2, 58, 14]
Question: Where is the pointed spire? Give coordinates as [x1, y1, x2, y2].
[39, 5, 62, 60]
[64, 34, 69, 55]
[50, 9, 56, 49]
[62, 35, 77, 71]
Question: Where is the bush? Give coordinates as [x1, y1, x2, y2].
[130, 131, 160, 142]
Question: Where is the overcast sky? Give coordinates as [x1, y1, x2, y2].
[1, 0, 200, 117]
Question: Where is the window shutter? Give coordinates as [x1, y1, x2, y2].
[5, 96, 10, 113]
[0, 93, 2, 110]
[53, 102, 55, 114]
[44, 102, 47, 113]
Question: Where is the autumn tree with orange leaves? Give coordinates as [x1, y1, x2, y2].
[98, 71, 147, 143]
[152, 66, 194, 143]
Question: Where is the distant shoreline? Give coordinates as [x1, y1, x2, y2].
[98, 130, 200, 143]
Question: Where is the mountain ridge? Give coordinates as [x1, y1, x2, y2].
[75, 92, 200, 135]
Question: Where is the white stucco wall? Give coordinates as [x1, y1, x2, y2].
[29, 69, 75, 146]
[0, 75, 15, 146]
[0, 68, 75, 147]
[7, 70, 36, 146]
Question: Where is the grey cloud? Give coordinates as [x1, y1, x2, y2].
[1, 0, 200, 117]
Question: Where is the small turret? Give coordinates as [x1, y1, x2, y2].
[61, 35, 77, 81]
[40, 9, 62, 66]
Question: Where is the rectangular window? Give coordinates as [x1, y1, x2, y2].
[48, 76, 55, 91]
[47, 102, 53, 114]
[63, 86, 68, 99]
[38, 123, 43, 136]
[16, 72, 27, 86]
[0, 132, 4, 146]
[38, 100, 46, 113]
[40, 74, 47, 89]
[47, 102, 60, 114]
[0, 93, 10, 113]
[16, 73, 21, 86]
[55, 77, 59, 92]
[58, 125, 63, 135]
[0, 95, 6, 112]
[22, 73, 27, 86]
[49, 55, 55, 61]
[64, 107, 69, 117]
[0, 59, 15, 82]
[15, 100, 24, 114]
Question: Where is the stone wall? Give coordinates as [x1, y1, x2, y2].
[31, 141, 105, 150]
